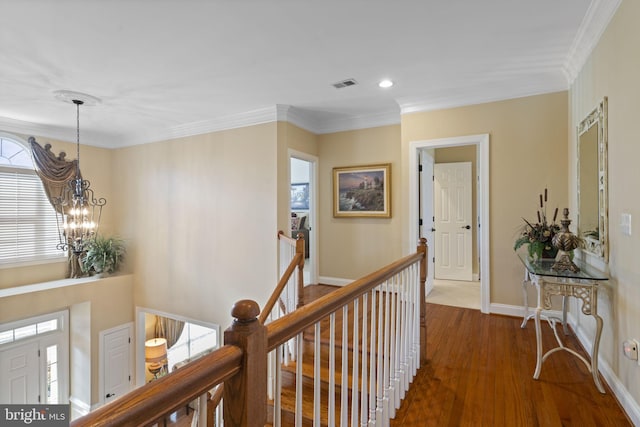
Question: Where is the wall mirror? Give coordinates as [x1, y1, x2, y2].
[577, 97, 608, 261]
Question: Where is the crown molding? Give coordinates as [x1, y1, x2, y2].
[0, 116, 114, 148]
[313, 110, 400, 134]
[563, 0, 622, 83]
[399, 82, 568, 115]
[118, 106, 279, 147]
[276, 105, 400, 134]
[0, 105, 402, 148]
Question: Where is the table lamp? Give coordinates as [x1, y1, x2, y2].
[145, 338, 167, 380]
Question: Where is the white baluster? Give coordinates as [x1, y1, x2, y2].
[341, 305, 349, 427]
[351, 298, 360, 427]
[314, 322, 321, 426]
[360, 293, 369, 427]
[274, 349, 282, 427]
[295, 332, 303, 427]
[369, 289, 377, 426]
[382, 279, 392, 423]
[328, 312, 336, 427]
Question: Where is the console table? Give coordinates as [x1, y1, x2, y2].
[516, 249, 609, 393]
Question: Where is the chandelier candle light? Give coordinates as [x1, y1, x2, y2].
[52, 96, 106, 255]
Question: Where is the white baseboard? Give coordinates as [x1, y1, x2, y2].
[318, 276, 352, 287]
[567, 313, 640, 426]
[69, 396, 91, 420]
[489, 303, 563, 321]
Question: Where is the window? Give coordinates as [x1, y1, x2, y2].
[0, 134, 64, 265]
[167, 322, 218, 370]
[0, 314, 61, 345]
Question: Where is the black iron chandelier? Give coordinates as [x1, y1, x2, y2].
[52, 97, 106, 255]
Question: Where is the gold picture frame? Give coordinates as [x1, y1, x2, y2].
[333, 163, 391, 218]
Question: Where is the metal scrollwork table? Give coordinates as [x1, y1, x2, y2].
[516, 249, 609, 394]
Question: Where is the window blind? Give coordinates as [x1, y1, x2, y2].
[0, 167, 65, 264]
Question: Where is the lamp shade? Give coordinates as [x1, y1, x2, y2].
[145, 338, 168, 363]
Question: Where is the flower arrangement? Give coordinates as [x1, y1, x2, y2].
[514, 188, 561, 260]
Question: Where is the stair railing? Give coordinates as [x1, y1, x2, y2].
[70, 238, 426, 427]
[260, 231, 305, 324]
[266, 238, 427, 427]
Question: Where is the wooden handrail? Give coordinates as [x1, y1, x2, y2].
[266, 242, 426, 351]
[71, 344, 242, 427]
[259, 252, 303, 323]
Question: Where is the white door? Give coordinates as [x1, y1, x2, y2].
[419, 149, 435, 293]
[434, 162, 473, 281]
[290, 153, 319, 285]
[0, 341, 40, 404]
[101, 325, 132, 404]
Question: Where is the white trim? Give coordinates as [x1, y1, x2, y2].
[2, 105, 401, 149]
[563, 0, 623, 83]
[488, 303, 562, 321]
[409, 134, 490, 313]
[318, 276, 352, 287]
[69, 396, 91, 419]
[288, 149, 320, 285]
[567, 312, 640, 425]
[0, 274, 132, 299]
[134, 307, 221, 387]
[98, 322, 134, 407]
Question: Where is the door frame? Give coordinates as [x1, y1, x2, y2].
[98, 322, 134, 406]
[288, 149, 319, 285]
[409, 134, 490, 313]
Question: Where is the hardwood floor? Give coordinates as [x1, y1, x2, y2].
[390, 303, 633, 427]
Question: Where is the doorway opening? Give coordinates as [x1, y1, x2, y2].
[409, 134, 490, 313]
[289, 150, 319, 285]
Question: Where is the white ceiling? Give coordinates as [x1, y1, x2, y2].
[0, 0, 620, 149]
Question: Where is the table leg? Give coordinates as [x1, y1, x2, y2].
[592, 313, 605, 393]
[533, 305, 543, 379]
[521, 270, 531, 328]
[562, 295, 569, 335]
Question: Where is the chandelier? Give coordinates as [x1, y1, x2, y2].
[52, 97, 106, 255]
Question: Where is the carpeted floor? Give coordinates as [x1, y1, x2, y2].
[426, 279, 480, 309]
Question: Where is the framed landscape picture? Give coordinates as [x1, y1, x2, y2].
[333, 163, 391, 218]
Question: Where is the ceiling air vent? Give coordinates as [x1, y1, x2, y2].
[332, 78, 358, 89]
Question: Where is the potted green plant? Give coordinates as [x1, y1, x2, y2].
[82, 235, 126, 276]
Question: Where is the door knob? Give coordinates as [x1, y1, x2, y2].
[106, 393, 115, 398]
[461, 225, 471, 230]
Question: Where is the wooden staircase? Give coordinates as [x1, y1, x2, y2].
[267, 285, 372, 427]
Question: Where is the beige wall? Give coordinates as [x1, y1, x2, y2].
[401, 92, 569, 306]
[569, 0, 640, 406]
[111, 123, 279, 328]
[318, 125, 402, 280]
[434, 145, 479, 275]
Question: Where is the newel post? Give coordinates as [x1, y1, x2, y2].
[224, 300, 267, 427]
[418, 238, 428, 365]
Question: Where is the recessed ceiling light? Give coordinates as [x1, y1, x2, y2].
[378, 79, 393, 88]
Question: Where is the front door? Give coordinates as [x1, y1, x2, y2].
[434, 162, 473, 281]
[0, 341, 40, 403]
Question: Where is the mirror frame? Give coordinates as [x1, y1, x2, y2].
[577, 96, 608, 261]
